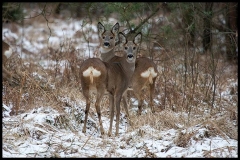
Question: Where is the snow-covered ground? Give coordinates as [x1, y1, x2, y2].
[2, 7, 238, 158]
[2, 103, 238, 158]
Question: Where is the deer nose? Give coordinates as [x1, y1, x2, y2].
[127, 54, 134, 59]
[104, 42, 110, 46]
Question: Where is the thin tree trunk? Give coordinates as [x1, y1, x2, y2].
[226, 2, 238, 62]
[202, 2, 213, 53]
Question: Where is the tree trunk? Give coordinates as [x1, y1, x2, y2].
[226, 2, 238, 63]
[202, 2, 213, 53]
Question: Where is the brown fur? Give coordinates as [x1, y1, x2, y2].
[131, 57, 159, 115]
[80, 58, 108, 135]
[79, 32, 141, 136]
[97, 22, 119, 62]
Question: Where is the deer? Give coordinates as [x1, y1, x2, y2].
[79, 22, 120, 135]
[131, 57, 159, 115]
[79, 32, 142, 136]
[97, 22, 130, 117]
[116, 33, 159, 115]
[98, 22, 159, 116]
[80, 57, 107, 135]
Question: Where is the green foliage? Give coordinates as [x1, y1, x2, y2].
[96, 3, 158, 24]
[160, 24, 179, 46]
[161, 25, 173, 35]
[103, 2, 147, 21]
[167, 2, 193, 11]
[2, 3, 24, 21]
[203, 11, 213, 16]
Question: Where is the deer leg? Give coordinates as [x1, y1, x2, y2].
[82, 90, 90, 133]
[122, 90, 133, 125]
[108, 94, 114, 137]
[149, 79, 156, 114]
[133, 87, 142, 115]
[138, 98, 143, 115]
[122, 91, 130, 117]
[95, 90, 105, 135]
[115, 94, 122, 136]
[134, 89, 143, 115]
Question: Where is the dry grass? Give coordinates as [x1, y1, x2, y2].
[2, 13, 238, 155]
[3, 35, 238, 138]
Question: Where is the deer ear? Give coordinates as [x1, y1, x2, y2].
[134, 32, 142, 45]
[112, 22, 119, 34]
[118, 32, 127, 44]
[97, 22, 105, 35]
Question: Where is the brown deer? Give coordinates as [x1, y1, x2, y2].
[106, 32, 142, 136]
[79, 32, 142, 136]
[80, 57, 107, 135]
[97, 22, 131, 117]
[98, 29, 159, 115]
[131, 57, 158, 115]
[78, 21, 119, 135]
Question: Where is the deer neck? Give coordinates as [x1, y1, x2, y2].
[100, 47, 115, 62]
[119, 57, 136, 87]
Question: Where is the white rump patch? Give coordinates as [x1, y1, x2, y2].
[4, 48, 13, 58]
[82, 66, 101, 77]
[140, 67, 158, 78]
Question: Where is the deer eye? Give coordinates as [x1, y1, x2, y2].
[125, 47, 128, 50]
[133, 47, 136, 50]
[103, 36, 105, 39]
[110, 36, 113, 39]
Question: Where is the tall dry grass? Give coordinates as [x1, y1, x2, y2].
[2, 25, 238, 145]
